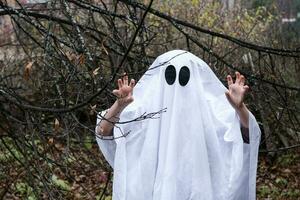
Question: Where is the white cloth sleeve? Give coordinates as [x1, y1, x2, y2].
[95, 110, 117, 168]
[231, 111, 261, 200]
[248, 111, 261, 200]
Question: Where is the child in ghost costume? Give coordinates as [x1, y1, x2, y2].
[95, 50, 261, 200]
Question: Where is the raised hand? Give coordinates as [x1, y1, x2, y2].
[112, 73, 135, 108]
[225, 71, 249, 110]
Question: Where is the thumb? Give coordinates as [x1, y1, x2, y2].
[112, 89, 120, 97]
[225, 90, 230, 98]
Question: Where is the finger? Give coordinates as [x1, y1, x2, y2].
[235, 71, 241, 84]
[225, 90, 230, 96]
[112, 89, 120, 97]
[240, 75, 245, 86]
[117, 79, 122, 89]
[129, 79, 135, 88]
[243, 85, 249, 91]
[123, 74, 128, 86]
[227, 75, 233, 86]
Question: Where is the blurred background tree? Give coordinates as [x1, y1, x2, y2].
[0, 0, 299, 199]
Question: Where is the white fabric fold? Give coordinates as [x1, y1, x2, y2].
[95, 110, 116, 168]
[95, 50, 261, 200]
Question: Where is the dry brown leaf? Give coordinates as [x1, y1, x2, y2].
[90, 104, 97, 115]
[66, 52, 79, 64]
[48, 138, 54, 144]
[54, 118, 60, 132]
[282, 169, 292, 174]
[78, 54, 85, 65]
[54, 143, 64, 151]
[92, 67, 100, 77]
[24, 61, 34, 81]
[102, 41, 108, 55]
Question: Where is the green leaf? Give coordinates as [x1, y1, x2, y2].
[51, 174, 71, 191]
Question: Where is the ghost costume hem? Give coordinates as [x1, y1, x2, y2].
[95, 50, 261, 200]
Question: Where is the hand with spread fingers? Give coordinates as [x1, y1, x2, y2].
[112, 73, 136, 108]
[225, 71, 249, 110]
[97, 73, 135, 136]
[225, 71, 250, 129]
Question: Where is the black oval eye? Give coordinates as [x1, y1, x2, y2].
[179, 66, 190, 86]
[165, 65, 176, 85]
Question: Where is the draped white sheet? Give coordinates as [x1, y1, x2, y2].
[96, 50, 261, 200]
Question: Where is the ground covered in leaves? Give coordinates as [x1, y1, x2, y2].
[0, 139, 299, 200]
[257, 150, 300, 200]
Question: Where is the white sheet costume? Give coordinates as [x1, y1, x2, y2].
[96, 50, 261, 200]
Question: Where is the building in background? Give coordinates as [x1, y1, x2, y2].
[221, 0, 242, 10]
[277, 0, 297, 23]
[0, 0, 48, 59]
